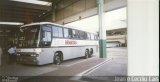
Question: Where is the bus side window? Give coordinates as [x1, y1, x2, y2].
[64, 28, 69, 38]
[96, 35, 99, 40]
[75, 30, 80, 39]
[68, 29, 72, 39]
[79, 31, 85, 40]
[52, 26, 59, 37]
[91, 34, 94, 40]
[84, 32, 88, 40]
[58, 27, 63, 37]
[72, 29, 82, 39]
[94, 35, 97, 40]
[52, 26, 63, 38]
[87, 33, 91, 40]
[79, 31, 82, 39]
[72, 30, 76, 39]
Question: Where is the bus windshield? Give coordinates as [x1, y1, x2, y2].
[18, 25, 40, 48]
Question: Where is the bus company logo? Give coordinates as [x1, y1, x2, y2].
[65, 40, 77, 45]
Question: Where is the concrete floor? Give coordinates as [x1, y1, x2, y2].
[0, 47, 127, 82]
[77, 47, 128, 82]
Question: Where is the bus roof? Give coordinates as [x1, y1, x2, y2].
[20, 22, 64, 28]
[20, 22, 97, 34]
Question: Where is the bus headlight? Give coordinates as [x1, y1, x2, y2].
[17, 54, 21, 56]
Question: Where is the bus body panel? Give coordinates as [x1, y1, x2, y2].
[16, 22, 99, 65]
[17, 45, 98, 65]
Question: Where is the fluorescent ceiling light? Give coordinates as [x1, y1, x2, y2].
[0, 22, 24, 25]
[11, 0, 52, 6]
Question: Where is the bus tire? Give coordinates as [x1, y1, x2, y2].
[54, 53, 61, 65]
[89, 48, 93, 57]
[84, 49, 89, 59]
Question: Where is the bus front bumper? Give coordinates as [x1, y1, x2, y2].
[16, 55, 40, 65]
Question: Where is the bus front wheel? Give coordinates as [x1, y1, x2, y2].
[54, 53, 61, 65]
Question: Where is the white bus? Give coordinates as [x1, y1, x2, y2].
[16, 22, 98, 65]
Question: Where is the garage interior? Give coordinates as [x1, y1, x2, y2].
[0, 0, 159, 82]
[0, 0, 127, 54]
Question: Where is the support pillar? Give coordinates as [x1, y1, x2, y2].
[97, 0, 107, 58]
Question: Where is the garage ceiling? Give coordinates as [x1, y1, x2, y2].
[0, 0, 61, 23]
[0, 0, 127, 25]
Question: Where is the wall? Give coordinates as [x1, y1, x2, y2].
[128, 0, 159, 76]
